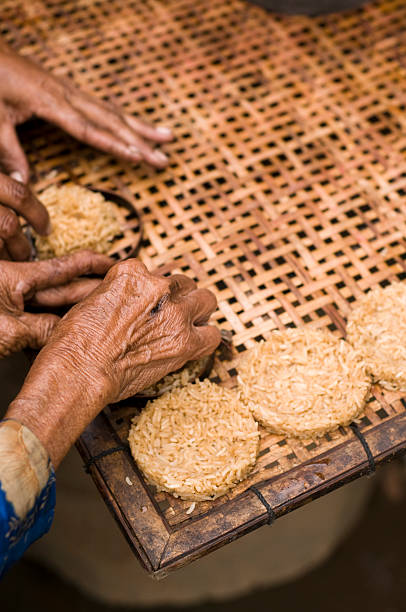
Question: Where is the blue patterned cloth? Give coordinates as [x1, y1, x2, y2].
[0, 435, 56, 578]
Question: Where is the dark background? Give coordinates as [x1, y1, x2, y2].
[2, 463, 406, 612]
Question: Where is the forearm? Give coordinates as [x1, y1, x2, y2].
[7, 347, 109, 468]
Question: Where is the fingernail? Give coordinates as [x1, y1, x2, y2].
[156, 126, 172, 137]
[153, 150, 168, 164]
[10, 171, 23, 183]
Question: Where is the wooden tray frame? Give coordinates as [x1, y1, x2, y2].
[77, 410, 406, 577]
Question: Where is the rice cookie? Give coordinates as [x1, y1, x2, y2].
[347, 283, 406, 391]
[238, 328, 371, 438]
[128, 379, 260, 501]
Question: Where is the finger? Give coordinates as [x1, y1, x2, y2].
[169, 274, 197, 298]
[125, 138, 169, 168]
[191, 324, 222, 359]
[79, 116, 169, 168]
[124, 115, 174, 143]
[19, 312, 60, 349]
[53, 110, 145, 164]
[0, 121, 30, 183]
[17, 250, 114, 294]
[42, 103, 143, 164]
[0, 173, 50, 235]
[69, 95, 171, 164]
[47, 100, 169, 168]
[181, 288, 218, 325]
[32, 278, 101, 307]
[0, 203, 32, 261]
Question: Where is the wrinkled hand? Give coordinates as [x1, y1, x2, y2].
[0, 250, 113, 357]
[0, 41, 173, 261]
[0, 41, 173, 179]
[41, 259, 221, 401]
[8, 260, 221, 466]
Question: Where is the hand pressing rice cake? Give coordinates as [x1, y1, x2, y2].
[34, 184, 121, 258]
[238, 328, 371, 438]
[346, 283, 406, 391]
[128, 379, 260, 501]
[137, 330, 232, 397]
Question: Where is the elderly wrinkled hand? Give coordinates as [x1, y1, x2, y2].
[0, 250, 113, 357]
[0, 41, 173, 261]
[8, 260, 221, 467]
[47, 260, 221, 400]
[0, 42, 173, 177]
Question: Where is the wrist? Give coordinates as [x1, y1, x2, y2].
[7, 346, 111, 468]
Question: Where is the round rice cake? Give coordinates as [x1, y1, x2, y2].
[346, 283, 406, 391]
[128, 379, 260, 501]
[238, 328, 371, 438]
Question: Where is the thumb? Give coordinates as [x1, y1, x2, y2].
[19, 312, 60, 349]
[32, 278, 101, 308]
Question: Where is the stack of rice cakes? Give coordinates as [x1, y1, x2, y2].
[129, 283, 406, 501]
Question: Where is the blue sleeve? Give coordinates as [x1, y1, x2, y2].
[0, 465, 55, 577]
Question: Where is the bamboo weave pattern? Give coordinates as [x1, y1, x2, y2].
[3, 0, 406, 528]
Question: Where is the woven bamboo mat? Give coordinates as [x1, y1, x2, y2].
[4, 0, 406, 575]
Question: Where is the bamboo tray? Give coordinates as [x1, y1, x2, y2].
[5, 0, 406, 577]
